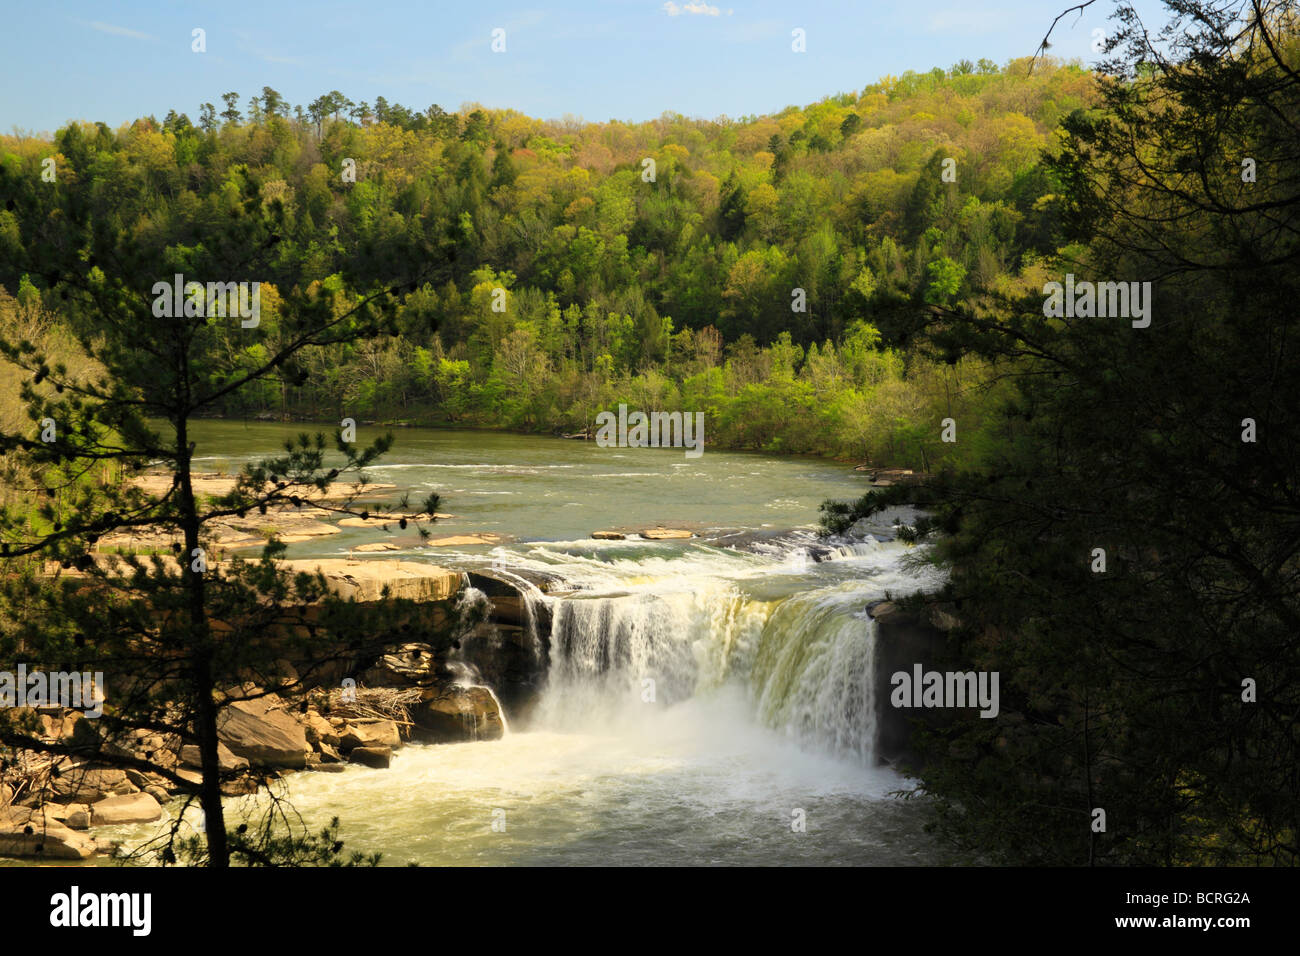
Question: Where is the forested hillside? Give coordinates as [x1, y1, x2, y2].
[1, 57, 1092, 465]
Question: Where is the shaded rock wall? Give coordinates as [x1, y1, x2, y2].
[871, 601, 961, 771]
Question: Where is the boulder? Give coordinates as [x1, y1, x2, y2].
[640, 528, 693, 540]
[61, 716, 133, 758]
[64, 807, 92, 830]
[300, 710, 340, 748]
[411, 685, 505, 743]
[348, 746, 392, 769]
[867, 600, 897, 619]
[339, 719, 401, 752]
[46, 802, 91, 830]
[37, 710, 79, 742]
[124, 769, 151, 790]
[90, 792, 164, 826]
[425, 533, 503, 547]
[0, 806, 96, 859]
[50, 766, 134, 803]
[136, 733, 171, 753]
[216, 694, 310, 768]
[174, 769, 202, 789]
[591, 531, 626, 540]
[318, 742, 343, 763]
[90, 836, 122, 857]
[220, 777, 260, 797]
[180, 741, 250, 772]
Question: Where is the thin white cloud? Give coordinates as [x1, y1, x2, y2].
[663, 2, 729, 16]
[76, 19, 156, 41]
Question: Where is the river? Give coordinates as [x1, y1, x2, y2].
[115, 420, 952, 865]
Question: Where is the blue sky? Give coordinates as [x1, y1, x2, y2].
[2, 1, 1142, 134]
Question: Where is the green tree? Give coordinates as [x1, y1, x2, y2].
[0, 127, 454, 867]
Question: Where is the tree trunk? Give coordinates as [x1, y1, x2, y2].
[176, 421, 229, 868]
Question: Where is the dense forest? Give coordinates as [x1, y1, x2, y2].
[1, 57, 1091, 465]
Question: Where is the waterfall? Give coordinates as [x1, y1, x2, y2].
[749, 586, 880, 760]
[435, 526, 945, 764]
[448, 585, 513, 737]
[535, 583, 767, 730]
[527, 542, 904, 763]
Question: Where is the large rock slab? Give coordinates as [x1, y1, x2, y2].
[465, 567, 567, 595]
[640, 528, 693, 540]
[424, 533, 502, 547]
[275, 559, 461, 602]
[218, 515, 341, 546]
[217, 694, 310, 768]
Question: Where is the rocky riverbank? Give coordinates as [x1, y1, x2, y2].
[0, 674, 507, 860]
[1, 556, 557, 862]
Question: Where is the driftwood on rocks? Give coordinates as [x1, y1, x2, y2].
[328, 686, 422, 726]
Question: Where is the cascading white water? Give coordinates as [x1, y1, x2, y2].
[537, 583, 768, 731]
[447, 585, 512, 736]
[750, 586, 881, 760]
[514, 533, 937, 764]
